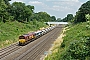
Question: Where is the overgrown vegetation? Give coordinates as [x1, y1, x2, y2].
[73, 1, 90, 23]
[45, 1, 90, 60]
[0, 0, 56, 48]
[0, 0, 56, 23]
[45, 21, 90, 60]
[60, 21, 90, 60]
[0, 21, 47, 48]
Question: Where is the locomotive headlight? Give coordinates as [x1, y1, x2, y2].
[32, 35, 34, 38]
[19, 39, 25, 43]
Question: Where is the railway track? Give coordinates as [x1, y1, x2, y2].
[0, 43, 22, 59]
[0, 25, 64, 60]
[15, 25, 63, 60]
[27, 28, 60, 60]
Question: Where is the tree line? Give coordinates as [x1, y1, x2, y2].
[57, 1, 90, 23]
[1, 0, 90, 23]
[74, 0, 90, 23]
[0, 0, 57, 23]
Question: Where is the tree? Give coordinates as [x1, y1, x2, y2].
[0, 0, 10, 22]
[62, 14, 73, 22]
[50, 16, 56, 21]
[0, 0, 54, 23]
[38, 12, 51, 22]
[67, 14, 73, 22]
[30, 12, 51, 22]
[79, 1, 90, 14]
[27, 5, 34, 13]
[62, 17, 67, 22]
[86, 14, 90, 21]
[11, 2, 26, 21]
[74, 1, 90, 23]
[10, 2, 34, 22]
[74, 12, 86, 23]
[4, 0, 11, 5]
[56, 18, 62, 22]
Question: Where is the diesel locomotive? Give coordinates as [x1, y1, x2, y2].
[19, 25, 56, 45]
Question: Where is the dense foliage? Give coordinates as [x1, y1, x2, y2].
[56, 14, 73, 22]
[45, 1, 90, 60]
[0, 0, 57, 48]
[56, 1, 90, 23]
[45, 21, 90, 60]
[0, 0, 56, 23]
[62, 14, 73, 22]
[60, 21, 90, 60]
[74, 1, 90, 23]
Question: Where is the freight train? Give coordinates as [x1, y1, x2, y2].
[19, 25, 56, 45]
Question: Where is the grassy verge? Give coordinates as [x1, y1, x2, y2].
[45, 21, 90, 60]
[0, 21, 47, 48]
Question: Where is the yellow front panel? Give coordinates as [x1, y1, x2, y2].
[19, 39, 25, 43]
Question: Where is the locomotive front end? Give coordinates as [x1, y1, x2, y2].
[19, 39, 25, 45]
[19, 35, 26, 45]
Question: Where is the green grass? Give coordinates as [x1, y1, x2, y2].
[45, 21, 90, 60]
[0, 21, 47, 48]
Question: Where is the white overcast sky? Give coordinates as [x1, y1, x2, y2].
[9, 0, 88, 19]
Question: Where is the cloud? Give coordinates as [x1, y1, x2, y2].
[28, 1, 49, 9]
[9, 0, 25, 3]
[29, 0, 82, 18]
[9, 0, 84, 18]
[46, 0, 79, 2]
[42, 0, 83, 18]
[28, 1, 43, 5]
[52, 0, 82, 11]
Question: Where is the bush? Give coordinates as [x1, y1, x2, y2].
[45, 22, 90, 60]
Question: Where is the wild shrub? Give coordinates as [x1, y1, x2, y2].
[45, 22, 90, 60]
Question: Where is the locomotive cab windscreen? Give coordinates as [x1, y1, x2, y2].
[19, 36, 25, 39]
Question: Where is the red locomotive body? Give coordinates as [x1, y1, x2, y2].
[19, 32, 35, 45]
